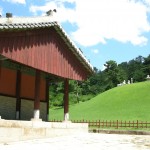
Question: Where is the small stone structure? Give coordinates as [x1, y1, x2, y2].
[146, 75, 150, 81]
[117, 78, 133, 87]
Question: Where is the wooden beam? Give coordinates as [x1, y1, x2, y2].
[33, 69, 41, 119]
[64, 79, 69, 121]
[15, 70, 21, 120]
[46, 78, 50, 121]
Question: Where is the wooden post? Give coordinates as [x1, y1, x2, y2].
[46, 78, 50, 121]
[64, 79, 69, 121]
[33, 69, 41, 119]
[15, 70, 21, 120]
[117, 120, 118, 129]
[0, 60, 2, 80]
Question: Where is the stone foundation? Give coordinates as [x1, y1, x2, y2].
[0, 119, 88, 142]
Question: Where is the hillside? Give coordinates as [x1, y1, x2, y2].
[49, 81, 150, 121]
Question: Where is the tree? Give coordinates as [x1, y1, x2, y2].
[118, 62, 128, 82]
[128, 56, 145, 82]
[69, 80, 82, 103]
[104, 60, 121, 89]
[143, 55, 150, 76]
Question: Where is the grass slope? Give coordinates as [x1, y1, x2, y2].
[49, 81, 150, 121]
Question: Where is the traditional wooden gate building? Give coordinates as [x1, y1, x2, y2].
[0, 15, 93, 121]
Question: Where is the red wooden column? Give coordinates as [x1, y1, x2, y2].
[64, 79, 69, 121]
[46, 78, 50, 121]
[0, 60, 2, 80]
[33, 69, 41, 119]
[15, 70, 21, 120]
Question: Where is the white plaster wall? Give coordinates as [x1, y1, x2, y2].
[0, 96, 16, 120]
[0, 96, 47, 121]
[21, 99, 47, 121]
[21, 99, 33, 120]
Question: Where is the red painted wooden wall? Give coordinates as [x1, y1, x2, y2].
[0, 67, 46, 101]
[0, 28, 90, 81]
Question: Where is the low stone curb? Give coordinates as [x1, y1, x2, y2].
[89, 129, 150, 135]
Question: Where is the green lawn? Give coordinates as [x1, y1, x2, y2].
[49, 81, 150, 121]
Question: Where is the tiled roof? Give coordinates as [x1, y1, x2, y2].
[0, 16, 58, 30]
[0, 22, 57, 29]
[0, 16, 94, 73]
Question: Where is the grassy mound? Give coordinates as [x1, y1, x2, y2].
[49, 81, 150, 121]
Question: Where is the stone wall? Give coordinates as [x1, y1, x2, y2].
[0, 96, 47, 121]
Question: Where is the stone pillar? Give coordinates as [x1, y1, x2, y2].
[33, 70, 41, 119]
[15, 70, 21, 120]
[46, 78, 50, 121]
[64, 79, 69, 121]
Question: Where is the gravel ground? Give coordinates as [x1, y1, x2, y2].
[0, 133, 150, 150]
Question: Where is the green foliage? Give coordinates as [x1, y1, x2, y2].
[143, 54, 150, 74]
[127, 56, 145, 82]
[51, 93, 64, 107]
[79, 94, 94, 102]
[49, 81, 150, 121]
[104, 60, 120, 89]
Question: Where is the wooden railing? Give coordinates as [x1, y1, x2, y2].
[50, 119, 150, 129]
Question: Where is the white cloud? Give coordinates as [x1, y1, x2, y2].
[92, 49, 99, 54]
[0, 7, 2, 16]
[3, 0, 26, 4]
[30, 1, 76, 22]
[143, 0, 150, 6]
[30, 2, 57, 16]
[101, 64, 107, 71]
[30, 0, 150, 46]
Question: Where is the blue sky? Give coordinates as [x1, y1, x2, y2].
[0, 0, 150, 70]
